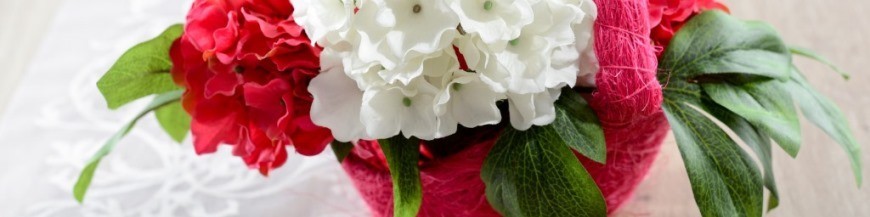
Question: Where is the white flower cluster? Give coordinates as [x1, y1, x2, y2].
[296, 0, 598, 142]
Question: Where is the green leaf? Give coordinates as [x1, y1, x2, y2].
[786, 70, 862, 186]
[330, 141, 354, 163]
[789, 46, 850, 80]
[481, 126, 606, 217]
[154, 101, 190, 143]
[702, 80, 801, 157]
[378, 136, 422, 217]
[663, 101, 764, 217]
[74, 90, 183, 203]
[661, 10, 791, 80]
[552, 88, 607, 163]
[701, 99, 780, 211]
[658, 9, 861, 216]
[97, 24, 183, 109]
[767, 191, 779, 212]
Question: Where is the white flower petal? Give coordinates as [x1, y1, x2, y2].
[575, 0, 599, 87]
[451, 0, 534, 45]
[546, 44, 580, 88]
[360, 86, 405, 139]
[507, 89, 559, 130]
[455, 35, 510, 93]
[361, 79, 446, 140]
[309, 49, 369, 142]
[292, 0, 355, 45]
[354, 0, 459, 69]
[435, 71, 504, 128]
[305, 0, 598, 140]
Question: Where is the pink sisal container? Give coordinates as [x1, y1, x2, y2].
[341, 0, 669, 215]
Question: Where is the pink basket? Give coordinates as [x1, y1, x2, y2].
[341, 0, 669, 215]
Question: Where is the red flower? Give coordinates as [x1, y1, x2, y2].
[648, 0, 729, 55]
[171, 0, 332, 175]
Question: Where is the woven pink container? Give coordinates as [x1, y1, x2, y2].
[341, 0, 669, 215]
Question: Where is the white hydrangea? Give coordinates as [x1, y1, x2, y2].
[298, 0, 599, 141]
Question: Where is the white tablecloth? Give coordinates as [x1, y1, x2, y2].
[0, 0, 369, 216]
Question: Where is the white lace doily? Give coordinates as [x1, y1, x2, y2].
[0, 0, 369, 216]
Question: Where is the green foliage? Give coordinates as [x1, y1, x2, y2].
[74, 90, 183, 203]
[97, 24, 183, 109]
[95, 24, 190, 144]
[789, 46, 850, 80]
[552, 88, 607, 163]
[663, 102, 764, 217]
[481, 125, 606, 217]
[702, 81, 800, 157]
[477, 87, 606, 217]
[330, 141, 354, 163]
[659, 10, 861, 216]
[660, 11, 791, 80]
[379, 136, 423, 217]
[155, 101, 190, 143]
[786, 70, 862, 186]
[701, 100, 780, 211]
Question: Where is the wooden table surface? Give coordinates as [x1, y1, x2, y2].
[0, 0, 868, 216]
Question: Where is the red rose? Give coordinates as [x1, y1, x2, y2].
[171, 0, 332, 175]
[649, 0, 729, 55]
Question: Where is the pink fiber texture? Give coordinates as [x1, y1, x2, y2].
[343, 137, 502, 217]
[582, 0, 669, 213]
[341, 0, 670, 215]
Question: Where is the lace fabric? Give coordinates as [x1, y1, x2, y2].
[0, 0, 368, 216]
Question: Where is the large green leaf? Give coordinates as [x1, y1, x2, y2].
[378, 136, 422, 217]
[658, 11, 789, 216]
[701, 99, 780, 211]
[786, 70, 862, 186]
[660, 11, 791, 80]
[74, 90, 183, 203]
[481, 126, 606, 217]
[97, 24, 183, 109]
[658, 9, 861, 217]
[702, 80, 801, 157]
[154, 101, 190, 143]
[552, 88, 607, 163]
[663, 102, 764, 217]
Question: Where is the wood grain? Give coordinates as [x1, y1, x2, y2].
[615, 0, 870, 216]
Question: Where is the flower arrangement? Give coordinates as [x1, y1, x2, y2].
[75, 0, 861, 216]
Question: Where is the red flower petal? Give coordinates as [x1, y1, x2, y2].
[204, 70, 242, 98]
[172, 0, 335, 173]
[243, 79, 290, 137]
[649, 0, 730, 56]
[289, 116, 332, 156]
